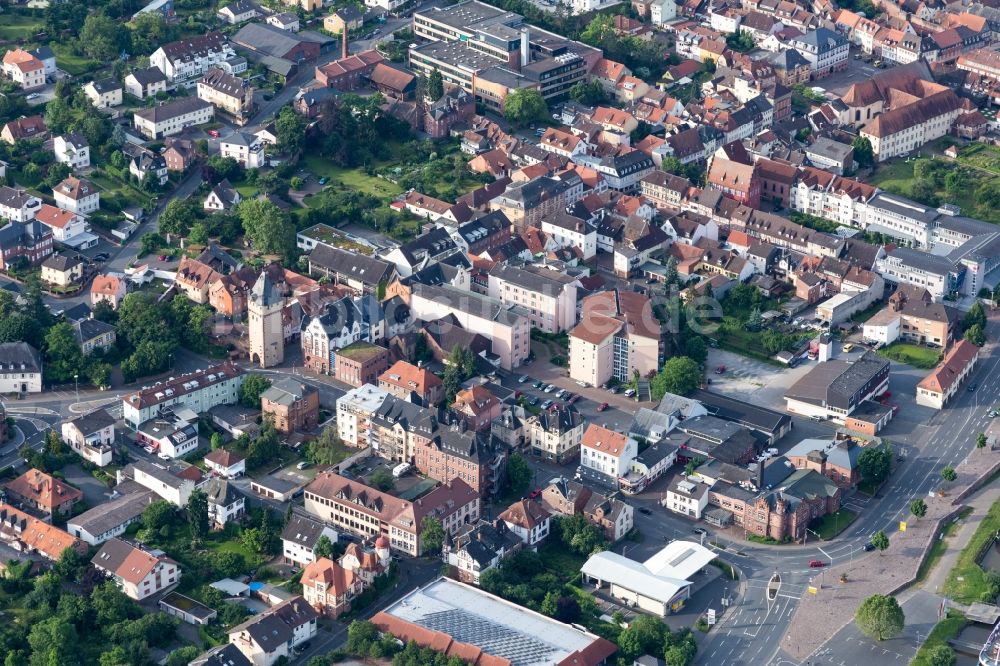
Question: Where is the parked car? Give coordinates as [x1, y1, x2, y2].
[597, 402, 609, 411]
[863, 542, 876, 552]
[568, 394, 580, 404]
[519, 375, 530, 383]
[529, 488, 542, 499]
[529, 396, 540, 406]
[94, 253, 110, 262]
[624, 389, 636, 397]
[296, 461, 310, 470]
[318, 177, 327, 185]
[157, 452, 172, 461]
[969, 383, 978, 392]
[576, 380, 590, 388]
[808, 560, 825, 568]
[533, 380, 544, 389]
[638, 507, 652, 515]
[158, 255, 167, 261]
[544, 384, 556, 393]
[207, 129, 220, 138]
[692, 527, 706, 535]
[609, 386, 620, 394]
[556, 389, 568, 399]
[541, 399, 553, 409]
[842, 343, 854, 353]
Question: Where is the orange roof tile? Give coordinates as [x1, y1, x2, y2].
[582, 423, 632, 458]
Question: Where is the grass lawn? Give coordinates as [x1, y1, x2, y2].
[911, 611, 966, 666]
[302, 153, 402, 201]
[915, 507, 973, 586]
[0, 15, 43, 41]
[809, 509, 857, 540]
[943, 497, 1000, 603]
[850, 300, 885, 324]
[878, 342, 942, 369]
[50, 43, 101, 77]
[954, 142, 1000, 176]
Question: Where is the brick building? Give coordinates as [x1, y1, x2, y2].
[260, 378, 320, 435]
[334, 341, 390, 388]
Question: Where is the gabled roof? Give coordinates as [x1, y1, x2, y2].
[917, 339, 979, 395]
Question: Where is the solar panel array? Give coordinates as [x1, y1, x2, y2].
[420, 608, 556, 665]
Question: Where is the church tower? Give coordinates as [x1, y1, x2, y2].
[248, 272, 284, 368]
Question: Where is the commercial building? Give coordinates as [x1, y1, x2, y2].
[916, 339, 980, 409]
[372, 578, 617, 666]
[581, 541, 716, 616]
[409, 283, 531, 370]
[303, 472, 480, 556]
[92, 538, 180, 600]
[133, 97, 215, 140]
[122, 362, 245, 429]
[67, 490, 157, 546]
[783, 352, 890, 422]
[569, 289, 661, 387]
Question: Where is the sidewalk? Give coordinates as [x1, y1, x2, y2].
[922, 485, 1000, 595]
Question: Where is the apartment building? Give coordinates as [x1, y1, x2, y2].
[540, 209, 597, 259]
[0, 220, 52, 271]
[916, 338, 980, 409]
[580, 423, 638, 488]
[789, 28, 849, 77]
[569, 289, 661, 387]
[303, 472, 480, 556]
[378, 360, 444, 407]
[487, 263, 579, 333]
[124, 67, 168, 99]
[4, 468, 82, 516]
[369, 394, 438, 462]
[336, 384, 389, 447]
[413, 424, 507, 497]
[122, 362, 245, 428]
[260, 378, 319, 435]
[526, 404, 584, 463]
[409, 283, 531, 370]
[490, 174, 584, 231]
[134, 98, 215, 140]
[789, 168, 876, 229]
[150, 33, 236, 81]
[197, 67, 253, 124]
[92, 538, 180, 601]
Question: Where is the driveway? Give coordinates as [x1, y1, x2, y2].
[62, 462, 115, 506]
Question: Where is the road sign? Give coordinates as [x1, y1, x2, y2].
[807, 586, 818, 595]
[900, 521, 907, 532]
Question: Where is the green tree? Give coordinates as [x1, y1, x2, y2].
[91, 581, 137, 626]
[852, 135, 874, 168]
[208, 155, 240, 182]
[370, 469, 394, 491]
[966, 301, 987, 330]
[43, 321, 83, 384]
[275, 106, 307, 155]
[909, 498, 927, 520]
[941, 466, 957, 483]
[617, 615, 667, 660]
[240, 374, 272, 408]
[306, 427, 345, 465]
[166, 647, 203, 666]
[237, 199, 296, 258]
[504, 88, 548, 126]
[855, 594, 904, 641]
[210, 432, 224, 450]
[569, 80, 607, 106]
[977, 432, 988, 449]
[870, 530, 890, 555]
[142, 500, 177, 531]
[80, 13, 127, 61]
[27, 616, 79, 666]
[346, 620, 380, 656]
[187, 488, 209, 542]
[663, 256, 678, 285]
[965, 323, 986, 346]
[54, 546, 86, 583]
[506, 452, 531, 496]
[428, 68, 444, 101]
[247, 423, 281, 469]
[651, 356, 702, 399]
[857, 444, 892, 484]
[314, 534, 335, 559]
[725, 29, 754, 52]
[420, 516, 446, 555]
[924, 644, 956, 666]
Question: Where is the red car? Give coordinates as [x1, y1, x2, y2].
[158, 255, 167, 261]
[597, 402, 609, 412]
[207, 129, 220, 138]
[809, 560, 825, 568]
[529, 488, 542, 499]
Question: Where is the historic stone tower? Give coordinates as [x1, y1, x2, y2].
[248, 272, 284, 368]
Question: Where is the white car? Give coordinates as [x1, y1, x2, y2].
[519, 375, 530, 383]
[157, 452, 172, 461]
[544, 384, 556, 393]
[624, 389, 636, 397]
[25, 93, 40, 100]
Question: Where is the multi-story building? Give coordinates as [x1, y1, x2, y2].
[641, 171, 690, 210]
[40, 254, 82, 288]
[487, 263, 579, 333]
[409, 283, 531, 370]
[0, 220, 52, 272]
[1, 48, 45, 90]
[336, 384, 389, 447]
[229, 597, 317, 666]
[569, 289, 661, 387]
[61, 408, 115, 467]
[540, 209, 597, 260]
[219, 131, 265, 168]
[303, 472, 480, 556]
[368, 394, 438, 462]
[136, 410, 199, 459]
[282, 512, 340, 567]
[706, 157, 761, 208]
[122, 459, 196, 506]
[204, 448, 246, 479]
[34, 204, 88, 244]
[862, 285, 959, 347]
[91, 275, 127, 309]
[414, 424, 507, 497]
[4, 468, 82, 516]
[260, 378, 319, 435]
[197, 68, 253, 124]
[525, 405, 584, 463]
[499, 499, 551, 548]
[785, 435, 863, 488]
[53, 176, 100, 216]
[134, 98, 215, 140]
[580, 423, 638, 488]
[150, 33, 236, 81]
[789, 168, 876, 230]
[122, 362, 245, 429]
[490, 174, 584, 231]
[0, 503, 85, 560]
[789, 28, 849, 77]
[1, 115, 47, 144]
[92, 538, 181, 600]
[335, 341, 391, 388]
[541, 477, 634, 541]
[874, 247, 960, 301]
[452, 385, 502, 432]
[67, 490, 156, 546]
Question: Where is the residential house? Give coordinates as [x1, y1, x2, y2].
[34, 204, 88, 244]
[61, 408, 115, 467]
[1, 49, 45, 90]
[74, 318, 117, 356]
[40, 254, 83, 287]
[444, 520, 522, 584]
[526, 405, 585, 464]
[323, 6, 364, 34]
[452, 385, 502, 432]
[150, 33, 236, 81]
[124, 67, 168, 99]
[220, 131, 265, 168]
[301, 556, 362, 617]
[91, 275, 127, 309]
[1, 115, 47, 144]
[0, 185, 41, 222]
[378, 360, 444, 407]
[164, 138, 199, 172]
[204, 180, 242, 212]
[218, 0, 260, 24]
[862, 285, 958, 347]
[580, 423, 639, 488]
[175, 256, 221, 304]
[0, 503, 85, 560]
[53, 176, 100, 216]
[267, 13, 301, 32]
[0, 220, 53, 271]
[82, 78, 124, 110]
[198, 68, 253, 124]
[229, 597, 318, 666]
[92, 538, 181, 600]
[4, 468, 82, 516]
[541, 477, 634, 541]
[203, 477, 246, 528]
[204, 448, 246, 479]
[282, 512, 339, 567]
[67, 490, 156, 545]
[499, 499, 551, 548]
[916, 339, 979, 409]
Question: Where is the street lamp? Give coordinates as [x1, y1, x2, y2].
[73, 373, 79, 405]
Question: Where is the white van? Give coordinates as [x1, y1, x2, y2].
[392, 463, 412, 478]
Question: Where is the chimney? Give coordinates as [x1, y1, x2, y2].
[342, 26, 349, 61]
[520, 27, 530, 69]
